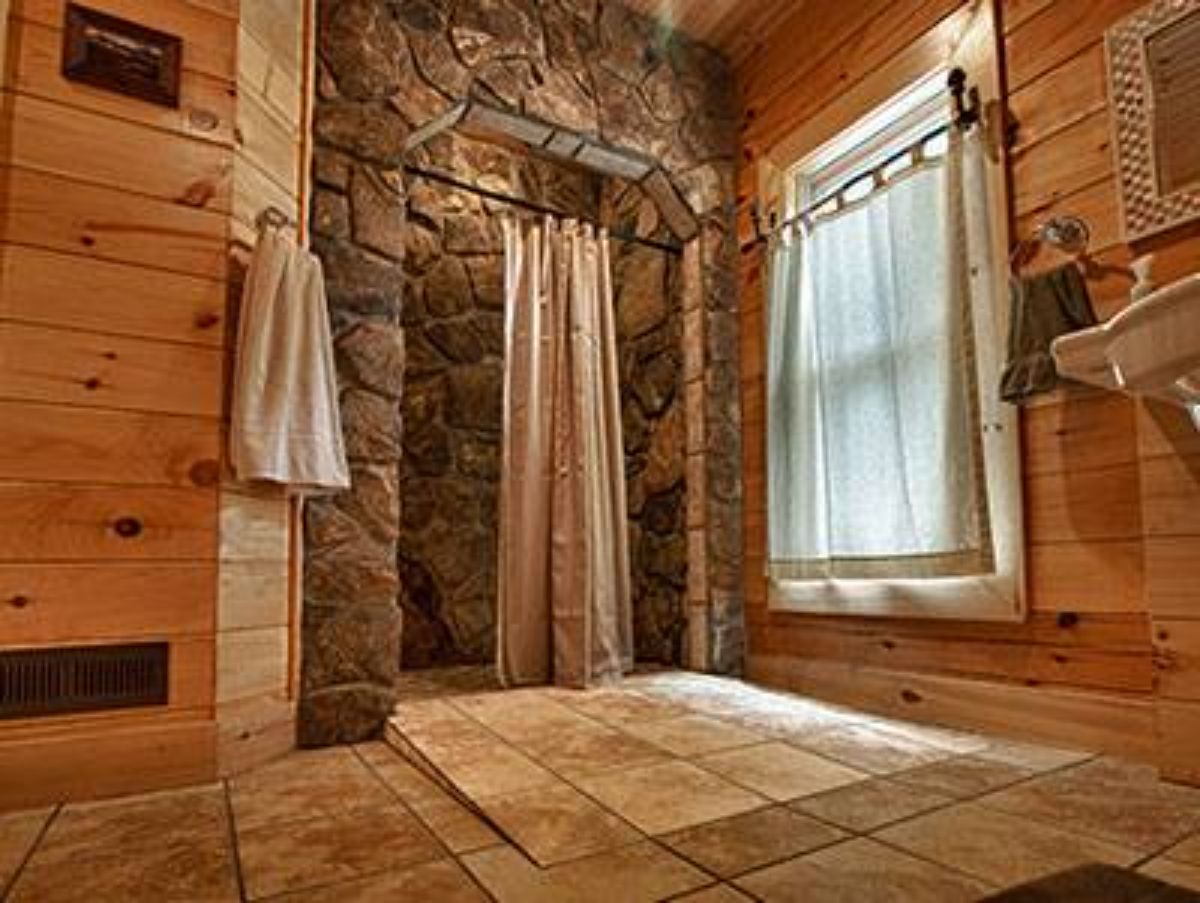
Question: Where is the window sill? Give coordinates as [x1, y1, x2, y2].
[768, 573, 1024, 622]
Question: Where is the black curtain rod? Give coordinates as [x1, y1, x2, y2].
[740, 67, 980, 255]
[403, 164, 684, 256]
[745, 119, 954, 252]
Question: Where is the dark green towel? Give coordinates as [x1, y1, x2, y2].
[1000, 263, 1098, 403]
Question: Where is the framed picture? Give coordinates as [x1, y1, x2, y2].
[1107, 0, 1200, 242]
[62, 3, 182, 108]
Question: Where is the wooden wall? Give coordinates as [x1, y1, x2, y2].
[737, 0, 1200, 769]
[0, 0, 312, 807]
[215, 0, 309, 778]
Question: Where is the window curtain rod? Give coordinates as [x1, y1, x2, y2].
[403, 164, 684, 256]
[741, 68, 980, 255]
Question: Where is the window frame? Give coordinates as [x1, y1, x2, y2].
[759, 7, 1025, 623]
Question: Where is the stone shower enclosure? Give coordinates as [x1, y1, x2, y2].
[300, 0, 745, 744]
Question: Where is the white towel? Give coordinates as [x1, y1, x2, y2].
[230, 227, 350, 492]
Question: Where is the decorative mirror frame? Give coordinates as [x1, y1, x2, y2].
[1106, 0, 1200, 242]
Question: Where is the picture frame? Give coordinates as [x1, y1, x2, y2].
[1106, 0, 1200, 243]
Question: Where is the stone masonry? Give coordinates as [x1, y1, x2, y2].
[301, 0, 743, 744]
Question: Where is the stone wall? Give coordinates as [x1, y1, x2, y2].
[301, 0, 743, 744]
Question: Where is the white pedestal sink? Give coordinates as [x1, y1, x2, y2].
[1051, 274, 1200, 428]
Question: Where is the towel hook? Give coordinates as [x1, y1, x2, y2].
[256, 205, 294, 231]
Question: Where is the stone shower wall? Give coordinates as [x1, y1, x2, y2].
[301, 0, 742, 744]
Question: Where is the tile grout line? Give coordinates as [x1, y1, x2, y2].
[221, 780, 250, 903]
[0, 804, 61, 903]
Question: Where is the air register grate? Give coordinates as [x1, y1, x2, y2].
[0, 643, 169, 720]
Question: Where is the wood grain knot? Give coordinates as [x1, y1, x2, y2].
[194, 312, 221, 329]
[81, 235, 96, 247]
[112, 517, 143, 539]
[83, 377, 102, 390]
[900, 689, 922, 704]
[189, 459, 220, 486]
[179, 180, 217, 208]
[1057, 611, 1080, 629]
[7, 595, 31, 610]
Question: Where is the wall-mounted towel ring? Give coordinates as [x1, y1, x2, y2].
[1009, 214, 1134, 283]
[256, 205, 295, 231]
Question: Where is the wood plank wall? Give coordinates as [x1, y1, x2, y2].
[0, 0, 312, 806]
[737, 0, 1200, 767]
[215, 0, 309, 778]
[0, 0, 236, 807]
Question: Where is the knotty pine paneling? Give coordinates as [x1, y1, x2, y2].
[0, 245, 227, 347]
[0, 321, 224, 417]
[0, 166, 230, 280]
[0, 720, 217, 811]
[1156, 619, 1200, 702]
[0, 401, 220, 487]
[0, 563, 216, 643]
[735, 0, 1200, 761]
[0, 0, 238, 800]
[0, 484, 218, 561]
[4, 95, 233, 213]
[1003, 0, 1146, 90]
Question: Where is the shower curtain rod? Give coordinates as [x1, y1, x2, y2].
[404, 164, 684, 256]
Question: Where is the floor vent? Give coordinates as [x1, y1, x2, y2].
[0, 643, 169, 720]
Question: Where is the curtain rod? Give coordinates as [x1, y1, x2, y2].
[403, 164, 684, 256]
[740, 68, 980, 255]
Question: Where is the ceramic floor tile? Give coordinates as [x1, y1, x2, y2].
[892, 755, 1033, 800]
[792, 777, 952, 833]
[1165, 834, 1200, 866]
[1139, 857, 1200, 893]
[268, 857, 489, 902]
[408, 792, 503, 854]
[230, 747, 391, 830]
[518, 719, 667, 779]
[476, 782, 641, 866]
[450, 690, 597, 744]
[978, 757, 1200, 853]
[697, 742, 866, 802]
[390, 701, 496, 755]
[0, 807, 52, 891]
[237, 803, 442, 900]
[661, 805, 846, 878]
[461, 839, 709, 903]
[973, 739, 1093, 773]
[876, 801, 1140, 887]
[8, 786, 238, 903]
[621, 714, 764, 757]
[734, 837, 990, 902]
[673, 884, 756, 902]
[795, 724, 953, 775]
[353, 742, 446, 809]
[573, 759, 767, 835]
[423, 737, 561, 800]
[554, 688, 687, 725]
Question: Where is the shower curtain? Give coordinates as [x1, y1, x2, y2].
[497, 216, 633, 688]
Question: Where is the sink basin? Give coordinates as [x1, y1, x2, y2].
[1051, 273, 1200, 426]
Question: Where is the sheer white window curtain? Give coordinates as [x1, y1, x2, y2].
[767, 128, 1018, 607]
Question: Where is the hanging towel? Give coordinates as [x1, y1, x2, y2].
[230, 226, 350, 492]
[1000, 263, 1098, 403]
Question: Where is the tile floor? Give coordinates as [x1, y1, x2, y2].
[2, 671, 1200, 902]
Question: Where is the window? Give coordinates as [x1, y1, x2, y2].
[765, 70, 1023, 620]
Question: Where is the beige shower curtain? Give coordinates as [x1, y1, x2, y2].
[497, 216, 633, 688]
